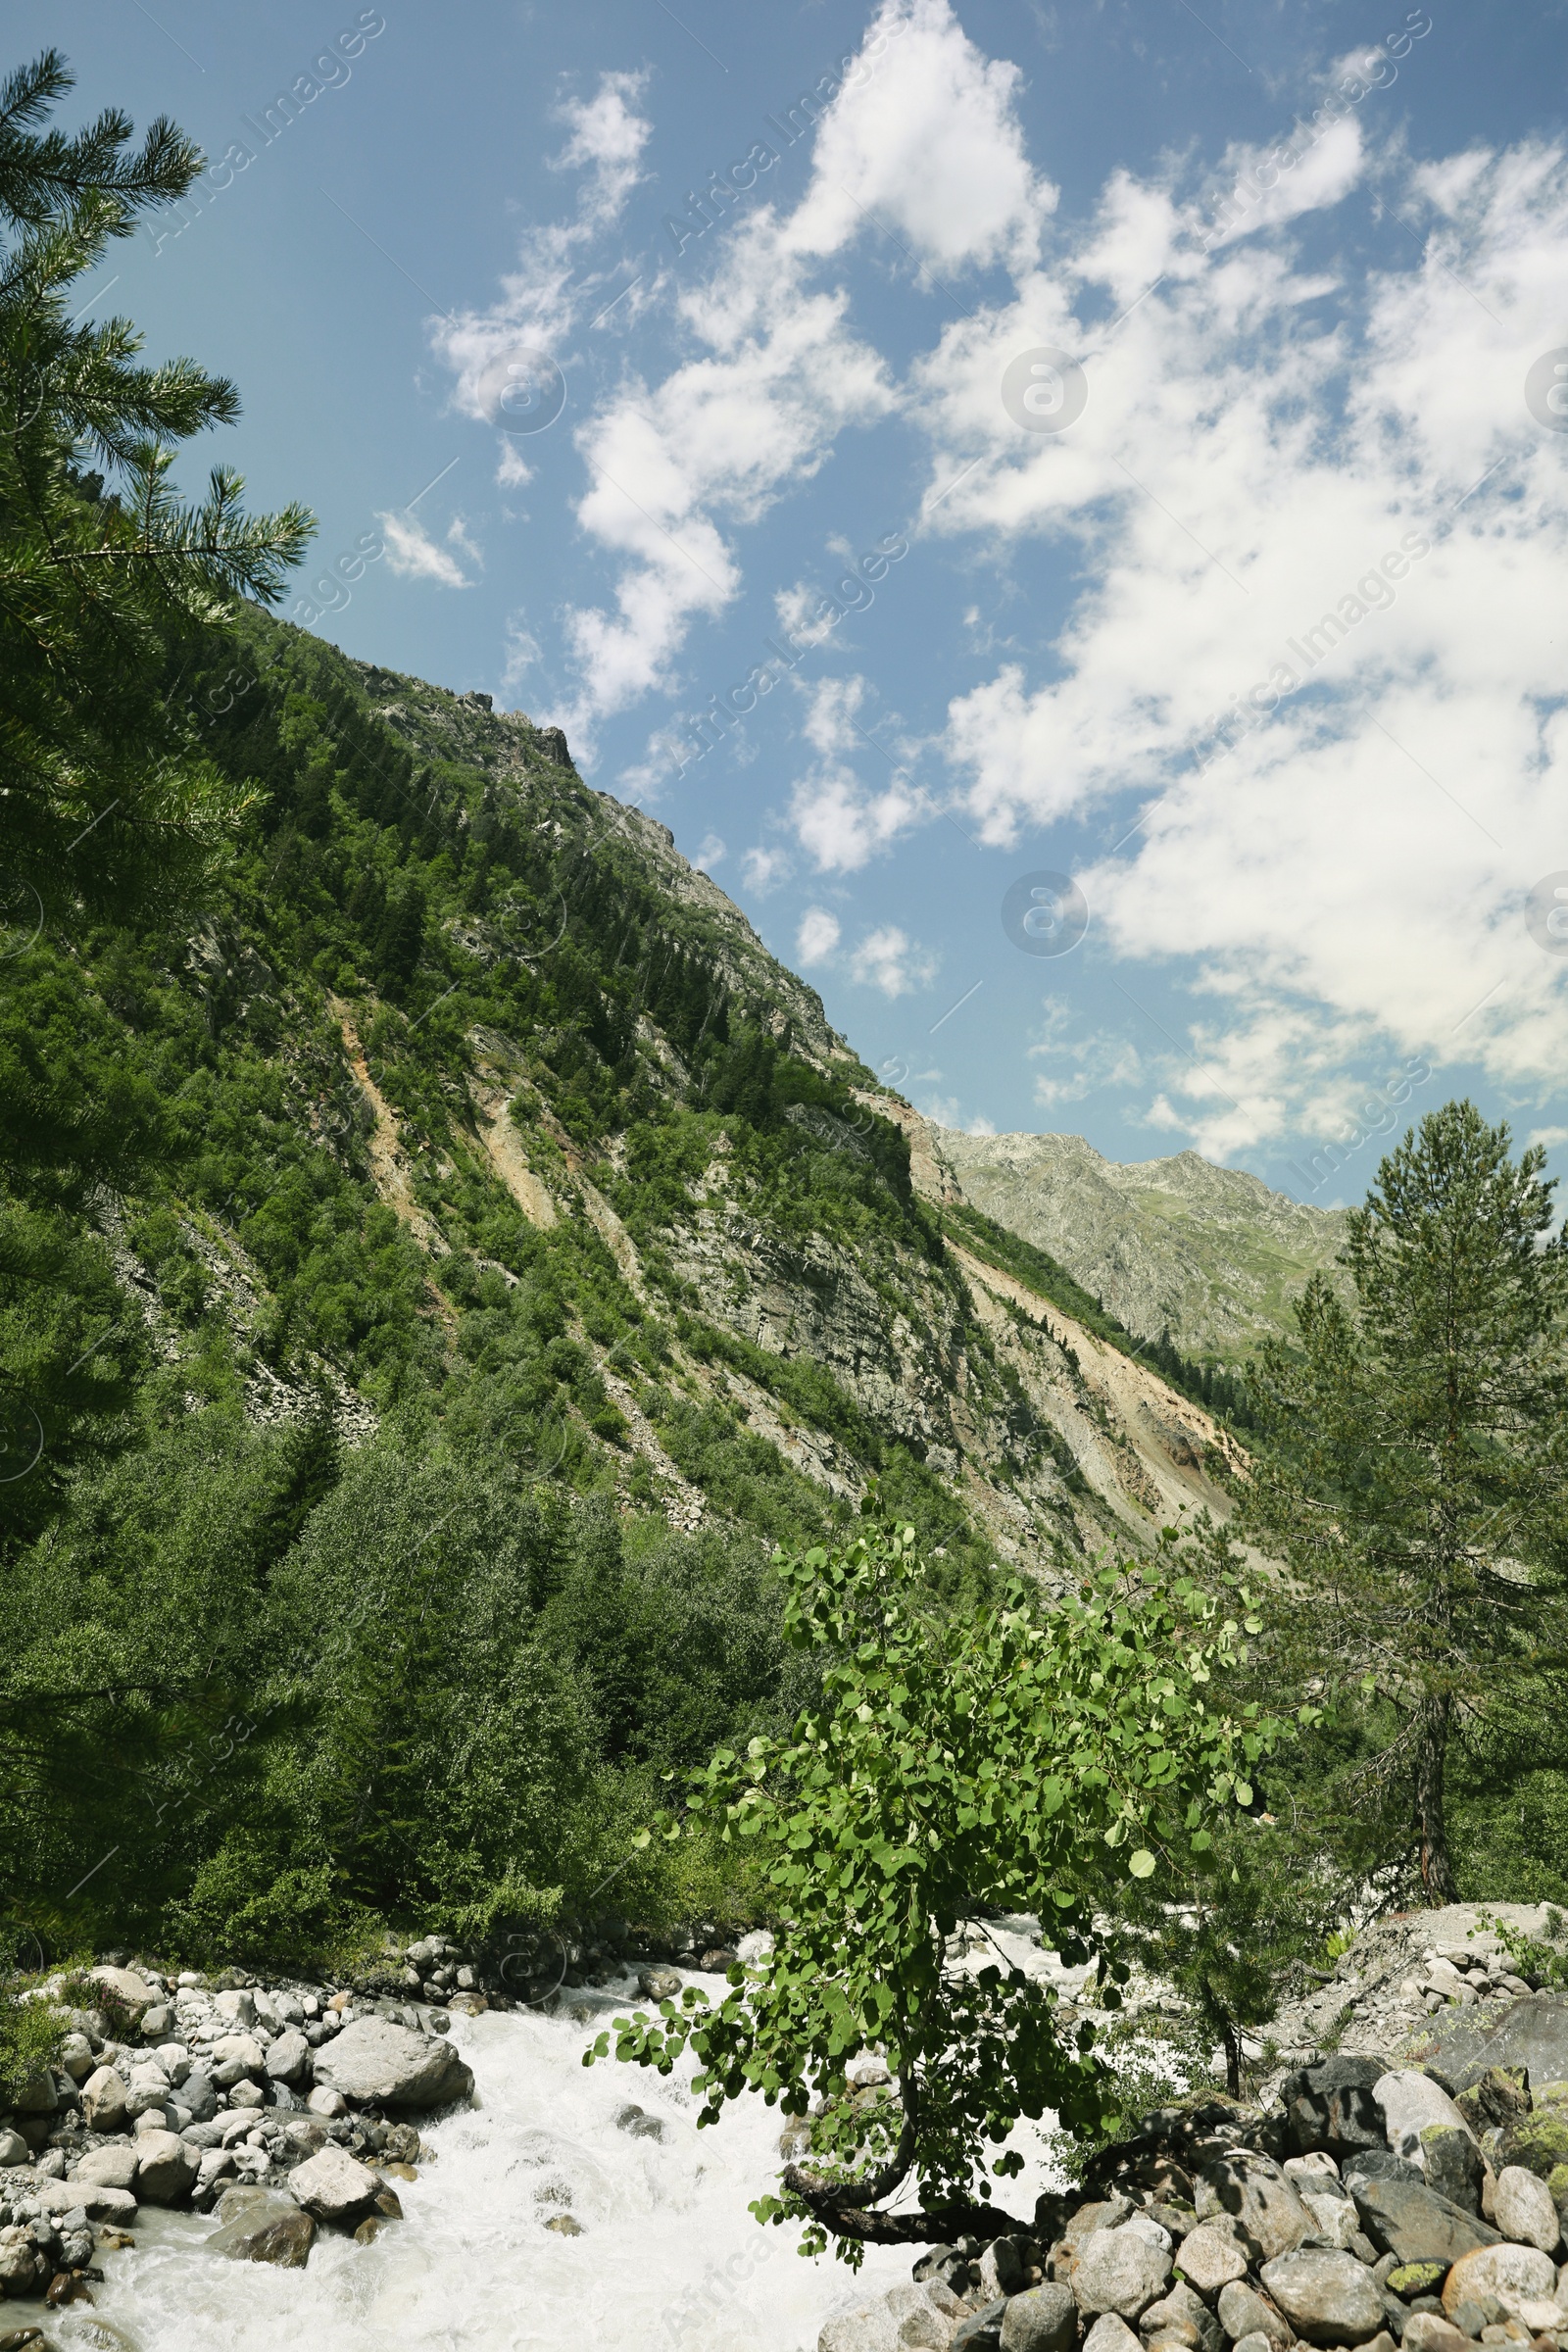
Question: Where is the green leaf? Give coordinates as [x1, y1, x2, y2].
[1128, 1848, 1156, 1878]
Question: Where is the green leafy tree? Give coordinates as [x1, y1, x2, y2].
[0, 48, 313, 922]
[590, 1515, 1290, 2261]
[1223, 1102, 1568, 1903]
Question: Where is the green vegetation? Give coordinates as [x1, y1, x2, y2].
[591, 1516, 1290, 2261]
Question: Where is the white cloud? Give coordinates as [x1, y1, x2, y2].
[501, 617, 540, 687]
[786, 0, 1056, 275]
[796, 907, 842, 965]
[694, 832, 726, 871]
[742, 845, 792, 895]
[1203, 114, 1367, 249]
[849, 924, 937, 996]
[553, 70, 651, 224]
[377, 510, 472, 589]
[919, 1095, 997, 1134]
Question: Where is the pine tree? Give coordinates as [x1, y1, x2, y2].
[1228, 1102, 1568, 1901]
[0, 50, 313, 923]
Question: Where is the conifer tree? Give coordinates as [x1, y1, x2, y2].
[0, 49, 312, 923]
[1227, 1102, 1568, 1900]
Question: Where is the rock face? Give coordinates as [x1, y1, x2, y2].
[1258, 2250, 1386, 2345]
[311, 2017, 474, 2110]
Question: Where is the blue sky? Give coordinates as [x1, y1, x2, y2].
[42, 0, 1568, 1202]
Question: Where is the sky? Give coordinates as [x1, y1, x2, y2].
[39, 0, 1568, 1203]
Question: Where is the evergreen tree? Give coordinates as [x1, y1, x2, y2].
[0, 49, 312, 923]
[1226, 1102, 1568, 1901]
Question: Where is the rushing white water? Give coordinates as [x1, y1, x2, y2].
[64, 1964, 1065, 2352]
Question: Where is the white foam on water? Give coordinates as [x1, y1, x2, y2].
[75, 1971, 1065, 2352]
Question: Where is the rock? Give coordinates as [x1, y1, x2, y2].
[1197, 2154, 1316, 2261]
[952, 2303, 1006, 2352]
[1073, 2227, 1173, 2321]
[1001, 2285, 1075, 2352]
[33, 2175, 137, 2225]
[306, 2086, 348, 2120]
[1083, 2321, 1145, 2352]
[1401, 2318, 1475, 2352]
[212, 2034, 267, 2086]
[1298, 2177, 1363, 2251]
[1442, 2244, 1558, 2321]
[1230, 2335, 1274, 2352]
[1217, 2282, 1292, 2348]
[977, 2239, 1029, 2299]
[1490, 2167, 1561, 2254]
[1260, 2248, 1389, 2344]
[1176, 2224, 1252, 2294]
[139, 2002, 173, 2038]
[883, 2283, 955, 2350]
[1350, 2176, 1499, 2267]
[0, 2132, 27, 2169]
[206, 2189, 316, 2267]
[1067, 2198, 1136, 2248]
[265, 2031, 311, 2088]
[123, 2065, 172, 2121]
[1499, 2093, 1568, 2185]
[1456, 2071, 1531, 2138]
[311, 2018, 473, 2110]
[214, 1988, 257, 2028]
[1423, 2128, 1487, 2216]
[58, 2034, 94, 2084]
[89, 1966, 157, 2020]
[638, 1967, 684, 2001]
[1287, 2154, 1343, 2184]
[182, 2069, 217, 2123]
[73, 2144, 139, 2190]
[287, 2144, 383, 2226]
[1126, 2216, 1175, 2256]
[79, 2066, 128, 2133]
[135, 2128, 198, 2205]
[226, 2080, 266, 2110]
[1142, 2283, 1222, 2352]
[1377, 2076, 1480, 2171]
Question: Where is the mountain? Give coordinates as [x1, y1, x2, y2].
[898, 1121, 1348, 1360]
[31, 609, 1254, 1587]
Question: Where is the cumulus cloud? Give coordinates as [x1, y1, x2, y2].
[849, 924, 937, 996]
[796, 907, 843, 964]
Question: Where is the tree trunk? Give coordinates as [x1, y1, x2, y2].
[1220, 2015, 1242, 2100]
[1414, 1694, 1458, 1903]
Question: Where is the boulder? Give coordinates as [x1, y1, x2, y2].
[211, 2033, 267, 2086]
[1455, 2068, 1530, 2136]
[311, 2017, 473, 2110]
[123, 2064, 172, 2120]
[951, 2302, 1006, 2352]
[32, 2175, 136, 2225]
[1375, 2075, 1478, 2171]
[1297, 2177, 1361, 2250]
[1285, 2059, 1392, 2162]
[1230, 2336, 1273, 2352]
[1066, 2197, 1136, 2249]
[265, 2030, 311, 2088]
[1499, 2089, 1568, 2183]
[819, 2299, 901, 2352]
[1216, 2282, 1291, 2349]
[182, 2068, 218, 2123]
[1429, 1995, 1568, 2099]
[306, 2085, 347, 2120]
[976, 2238, 1029, 2300]
[89, 1966, 157, 2019]
[206, 2190, 316, 2269]
[1349, 2175, 1498, 2267]
[58, 2034, 95, 2083]
[1000, 2287, 1075, 2352]
[135, 2127, 198, 2205]
[1176, 2224, 1251, 2294]
[1418, 2128, 1485, 2215]
[0, 2131, 27, 2169]
[1196, 2155, 1315, 2261]
[1387, 2263, 1448, 2298]
[1491, 2165, 1560, 2253]
[883, 2282, 956, 2350]
[214, 1988, 257, 2028]
[1082, 2321, 1144, 2352]
[73, 2143, 139, 2189]
[1072, 2227, 1173, 2322]
[1259, 2249, 1387, 2345]
[1141, 2282, 1221, 2352]
[1400, 2318, 1474, 2352]
[286, 2143, 383, 2226]
[79, 2065, 127, 2133]
[1441, 2242, 1557, 2321]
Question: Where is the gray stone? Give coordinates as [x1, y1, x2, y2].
[1217, 2282, 1291, 2348]
[976, 2238, 1028, 2300]
[1001, 2284, 1075, 2352]
[820, 2297, 901, 2352]
[1083, 2321, 1145, 2352]
[139, 2002, 173, 2038]
[1298, 2177, 1362, 2250]
[1349, 2175, 1498, 2267]
[1376, 2075, 1478, 2170]
[1231, 2335, 1274, 2352]
[58, 2034, 95, 2083]
[89, 1966, 157, 2019]
[206, 2189, 316, 2268]
[1420, 2128, 1485, 2216]
[1491, 2166, 1560, 2254]
[0, 2130, 27, 2168]
[212, 2033, 267, 2086]
[286, 2142, 382, 2225]
[73, 2143, 139, 2189]
[1176, 2223, 1251, 2294]
[1428, 1994, 1568, 2096]
[9, 2068, 55, 2115]
[124, 2063, 172, 2119]
[1400, 2317, 1474, 2352]
[883, 2282, 956, 2350]
[1260, 2248, 1388, 2344]
[182, 2068, 218, 2122]
[265, 2030, 311, 2087]
[951, 2301, 1006, 2352]
[214, 1988, 257, 2028]
[135, 2126, 198, 2204]
[1197, 2154, 1316, 2261]
[79, 2064, 127, 2132]
[227, 2079, 266, 2109]
[32, 2172, 137, 2224]
[1141, 2283, 1221, 2352]
[311, 2016, 473, 2110]
[1073, 2227, 1174, 2321]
